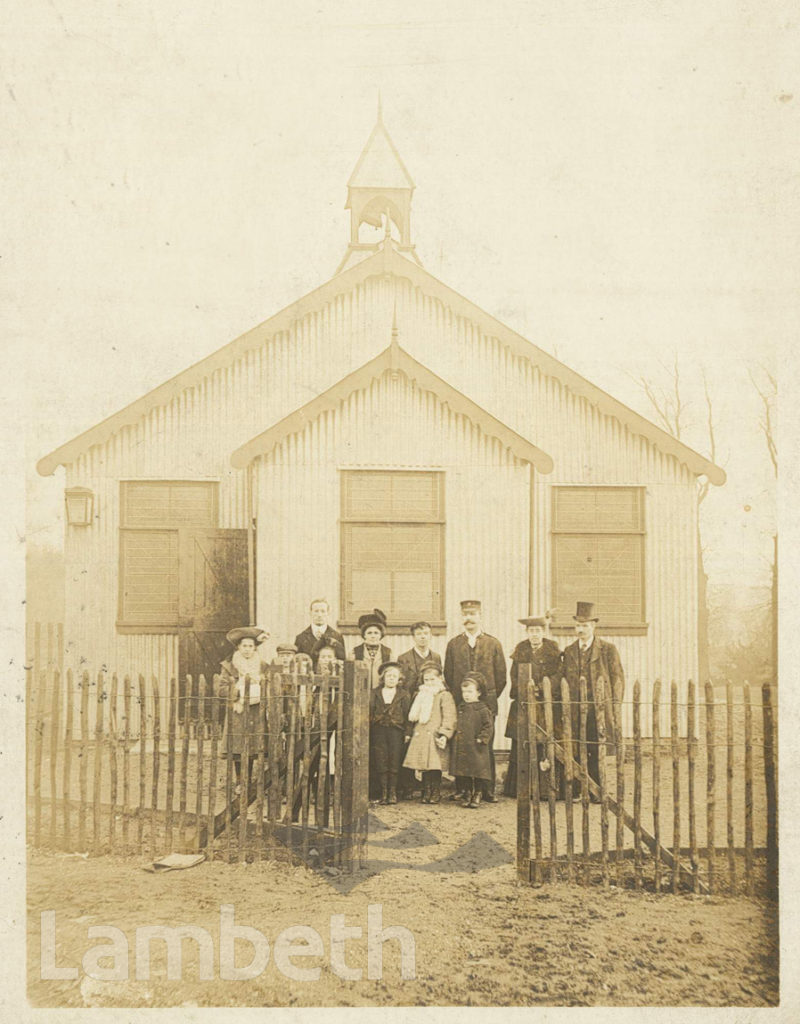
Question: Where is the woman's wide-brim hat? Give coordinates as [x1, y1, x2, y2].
[357, 608, 387, 637]
[226, 625, 268, 646]
[573, 601, 599, 623]
[378, 660, 402, 678]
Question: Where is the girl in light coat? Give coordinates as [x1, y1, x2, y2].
[403, 661, 457, 804]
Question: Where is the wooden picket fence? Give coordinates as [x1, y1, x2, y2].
[26, 656, 371, 870]
[516, 665, 778, 900]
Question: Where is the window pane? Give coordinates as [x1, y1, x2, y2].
[342, 471, 442, 521]
[553, 534, 643, 625]
[554, 487, 642, 533]
[342, 521, 444, 620]
[123, 481, 217, 529]
[120, 530, 179, 624]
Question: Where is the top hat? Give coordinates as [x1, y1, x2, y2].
[358, 608, 387, 637]
[378, 660, 402, 678]
[226, 625, 268, 646]
[460, 599, 482, 611]
[573, 601, 599, 623]
[519, 616, 547, 628]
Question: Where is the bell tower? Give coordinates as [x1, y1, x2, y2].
[336, 99, 422, 273]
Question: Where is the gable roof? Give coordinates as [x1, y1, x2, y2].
[347, 114, 415, 192]
[230, 338, 554, 472]
[37, 239, 725, 485]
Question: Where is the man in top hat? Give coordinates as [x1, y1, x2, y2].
[560, 601, 625, 789]
[353, 608, 393, 690]
[504, 614, 562, 798]
[444, 600, 507, 800]
[294, 599, 344, 658]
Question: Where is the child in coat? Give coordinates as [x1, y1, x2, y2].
[450, 671, 493, 808]
[369, 661, 411, 804]
[403, 661, 457, 804]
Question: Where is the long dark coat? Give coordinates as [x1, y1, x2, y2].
[443, 633, 507, 715]
[505, 637, 562, 739]
[218, 658, 270, 756]
[397, 647, 443, 696]
[294, 624, 344, 658]
[450, 701, 493, 781]
[560, 637, 625, 752]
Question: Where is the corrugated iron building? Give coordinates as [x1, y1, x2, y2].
[38, 111, 724, 741]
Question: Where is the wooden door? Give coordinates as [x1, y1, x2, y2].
[178, 529, 249, 718]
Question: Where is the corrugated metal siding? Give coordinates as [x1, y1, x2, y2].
[60, 267, 701, 739]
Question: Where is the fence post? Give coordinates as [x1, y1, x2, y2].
[63, 669, 74, 850]
[726, 681, 736, 893]
[652, 679, 662, 893]
[743, 681, 754, 898]
[93, 670, 105, 856]
[704, 681, 716, 894]
[670, 681, 680, 894]
[316, 676, 330, 864]
[150, 676, 161, 860]
[579, 676, 590, 884]
[238, 675, 252, 864]
[632, 681, 642, 890]
[137, 675, 146, 855]
[194, 676, 206, 854]
[122, 676, 131, 855]
[268, 669, 282, 858]
[560, 677, 574, 884]
[178, 676, 192, 851]
[49, 668, 62, 847]
[78, 671, 90, 851]
[108, 674, 119, 853]
[614, 679, 625, 886]
[516, 663, 531, 883]
[205, 675, 220, 862]
[542, 676, 558, 884]
[762, 682, 778, 901]
[687, 680, 699, 893]
[595, 676, 610, 887]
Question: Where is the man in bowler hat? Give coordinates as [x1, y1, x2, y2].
[444, 600, 507, 800]
[560, 601, 625, 790]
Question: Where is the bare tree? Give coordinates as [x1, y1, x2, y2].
[630, 355, 717, 684]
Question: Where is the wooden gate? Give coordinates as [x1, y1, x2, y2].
[515, 664, 778, 899]
[27, 659, 372, 871]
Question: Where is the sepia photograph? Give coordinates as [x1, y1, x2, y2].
[7, 0, 795, 1014]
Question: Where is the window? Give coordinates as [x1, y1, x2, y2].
[340, 471, 445, 626]
[551, 487, 645, 629]
[118, 481, 218, 629]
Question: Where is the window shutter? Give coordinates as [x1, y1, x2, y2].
[341, 472, 445, 622]
[552, 487, 645, 627]
[122, 481, 216, 529]
[120, 531, 180, 625]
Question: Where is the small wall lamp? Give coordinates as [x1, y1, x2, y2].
[65, 486, 94, 526]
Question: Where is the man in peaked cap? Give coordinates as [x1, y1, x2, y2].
[444, 600, 507, 801]
[560, 601, 625, 789]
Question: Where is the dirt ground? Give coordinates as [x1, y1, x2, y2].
[27, 793, 778, 1008]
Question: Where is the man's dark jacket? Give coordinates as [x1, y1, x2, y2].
[443, 632, 507, 716]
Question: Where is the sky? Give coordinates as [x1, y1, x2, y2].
[8, 0, 796, 587]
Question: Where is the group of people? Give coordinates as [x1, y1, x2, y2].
[216, 597, 625, 808]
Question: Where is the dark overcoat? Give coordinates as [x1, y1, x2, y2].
[369, 686, 411, 730]
[294, 625, 344, 658]
[505, 637, 562, 739]
[450, 701, 493, 780]
[443, 633, 507, 715]
[560, 637, 625, 750]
